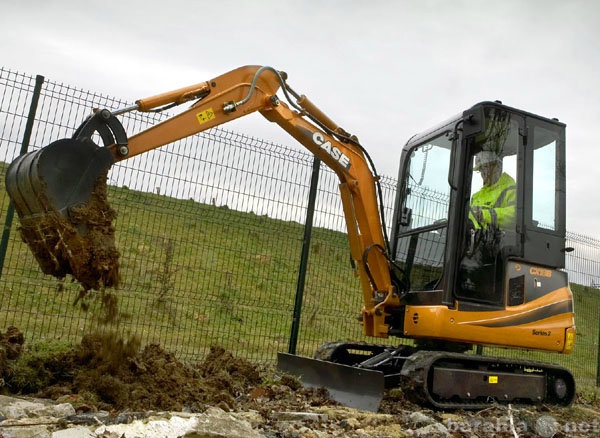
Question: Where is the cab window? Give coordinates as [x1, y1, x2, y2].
[395, 133, 452, 291]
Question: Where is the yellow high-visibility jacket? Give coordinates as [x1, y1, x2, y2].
[470, 172, 516, 229]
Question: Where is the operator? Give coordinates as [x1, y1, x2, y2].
[470, 151, 516, 229]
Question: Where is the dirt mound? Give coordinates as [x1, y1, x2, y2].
[1, 331, 333, 414]
[0, 326, 25, 381]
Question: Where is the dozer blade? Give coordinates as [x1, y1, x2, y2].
[277, 352, 384, 412]
[5, 138, 119, 290]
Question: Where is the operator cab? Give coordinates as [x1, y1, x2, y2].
[390, 101, 567, 310]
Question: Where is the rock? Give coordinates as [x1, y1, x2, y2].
[535, 415, 560, 438]
[0, 404, 25, 420]
[0, 396, 77, 438]
[51, 408, 266, 438]
[0, 396, 74, 420]
[52, 426, 97, 438]
[190, 407, 264, 438]
[414, 422, 449, 437]
[50, 404, 76, 418]
[409, 411, 436, 426]
[5, 425, 52, 438]
[0, 425, 52, 438]
[233, 410, 264, 428]
[95, 415, 201, 437]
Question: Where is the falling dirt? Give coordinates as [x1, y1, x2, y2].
[18, 175, 119, 291]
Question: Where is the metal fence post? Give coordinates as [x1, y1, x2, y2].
[597, 312, 600, 387]
[0, 74, 44, 279]
[288, 157, 321, 355]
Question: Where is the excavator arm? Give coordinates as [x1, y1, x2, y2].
[6, 65, 398, 337]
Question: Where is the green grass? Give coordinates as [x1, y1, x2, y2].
[0, 160, 599, 389]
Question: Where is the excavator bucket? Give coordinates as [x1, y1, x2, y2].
[6, 138, 114, 221]
[5, 137, 119, 290]
[277, 352, 385, 412]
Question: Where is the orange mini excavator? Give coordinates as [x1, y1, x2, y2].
[6, 66, 576, 411]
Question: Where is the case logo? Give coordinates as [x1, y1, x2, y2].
[312, 132, 351, 170]
[530, 267, 552, 278]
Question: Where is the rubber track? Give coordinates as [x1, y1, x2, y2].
[400, 350, 576, 409]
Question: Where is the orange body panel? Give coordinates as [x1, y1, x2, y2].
[404, 286, 575, 352]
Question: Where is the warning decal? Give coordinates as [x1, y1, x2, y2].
[196, 108, 216, 125]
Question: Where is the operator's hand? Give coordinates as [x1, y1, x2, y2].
[469, 206, 485, 228]
[472, 207, 484, 224]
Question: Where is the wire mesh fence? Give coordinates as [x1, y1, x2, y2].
[1, 68, 599, 388]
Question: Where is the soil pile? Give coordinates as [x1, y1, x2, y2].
[1, 331, 333, 415]
[0, 326, 25, 382]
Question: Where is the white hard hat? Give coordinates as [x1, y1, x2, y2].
[474, 151, 501, 171]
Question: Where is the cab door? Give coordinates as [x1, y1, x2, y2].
[456, 105, 524, 307]
[392, 131, 454, 294]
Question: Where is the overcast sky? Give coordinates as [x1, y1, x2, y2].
[1, 0, 599, 238]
